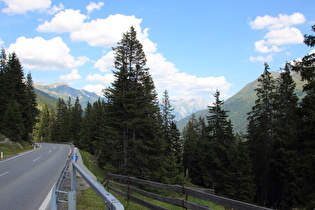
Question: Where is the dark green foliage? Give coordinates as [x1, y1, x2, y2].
[161, 90, 184, 184]
[182, 114, 206, 185]
[290, 25, 315, 209]
[0, 49, 38, 141]
[69, 97, 83, 145]
[247, 63, 276, 205]
[34, 104, 54, 141]
[104, 26, 166, 180]
[2, 100, 24, 141]
[183, 91, 255, 203]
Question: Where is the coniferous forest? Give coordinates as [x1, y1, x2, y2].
[1, 26, 315, 209]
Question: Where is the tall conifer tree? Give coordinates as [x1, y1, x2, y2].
[105, 26, 165, 180]
[291, 25, 315, 209]
[247, 63, 276, 205]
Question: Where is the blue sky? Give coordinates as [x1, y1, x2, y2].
[0, 0, 314, 101]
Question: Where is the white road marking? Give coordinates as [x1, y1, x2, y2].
[33, 156, 42, 162]
[48, 150, 52, 153]
[39, 183, 55, 210]
[0, 171, 10, 177]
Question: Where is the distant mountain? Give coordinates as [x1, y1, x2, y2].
[35, 82, 103, 109]
[171, 98, 210, 121]
[177, 71, 306, 134]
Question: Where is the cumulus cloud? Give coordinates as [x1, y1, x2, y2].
[249, 12, 306, 30]
[86, 1, 104, 14]
[94, 51, 115, 72]
[249, 55, 273, 63]
[45, 3, 64, 15]
[37, 9, 87, 33]
[83, 84, 105, 96]
[70, 14, 143, 48]
[7, 36, 89, 70]
[60, 69, 82, 80]
[38, 9, 231, 99]
[86, 73, 115, 84]
[1, 0, 51, 14]
[249, 12, 306, 61]
[264, 27, 304, 45]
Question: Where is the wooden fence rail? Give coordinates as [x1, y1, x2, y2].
[105, 173, 272, 210]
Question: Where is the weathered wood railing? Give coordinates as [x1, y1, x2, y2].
[105, 173, 272, 210]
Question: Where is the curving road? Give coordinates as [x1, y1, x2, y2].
[0, 143, 70, 210]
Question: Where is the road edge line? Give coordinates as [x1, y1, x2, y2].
[39, 183, 55, 210]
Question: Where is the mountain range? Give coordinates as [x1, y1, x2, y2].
[34, 71, 305, 134]
[34, 82, 209, 120]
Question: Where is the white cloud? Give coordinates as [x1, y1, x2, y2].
[60, 69, 82, 80]
[249, 55, 273, 62]
[7, 36, 89, 70]
[145, 52, 231, 99]
[37, 9, 87, 33]
[86, 1, 104, 14]
[250, 12, 306, 30]
[70, 14, 143, 48]
[1, 0, 51, 14]
[45, 3, 64, 15]
[250, 12, 306, 59]
[0, 38, 3, 46]
[264, 27, 304, 45]
[254, 40, 282, 53]
[83, 84, 105, 96]
[94, 51, 115, 72]
[86, 73, 114, 84]
[37, 10, 231, 99]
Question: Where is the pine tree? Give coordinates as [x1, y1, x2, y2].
[78, 102, 94, 153]
[51, 98, 70, 142]
[269, 63, 299, 209]
[35, 104, 52, 141]
[2, 100, 24, 141]
[69, 97, 83, 145]
[247, 63, 276, 205]
[25, 72, 38, 136]
[203, 90, 235, 196]
[291, 25, 315, 209]
[0, 48, 8, 128]
[182, 114, 206, 185]
[161, 90, 184, 184]
[105, 26, 165, 180]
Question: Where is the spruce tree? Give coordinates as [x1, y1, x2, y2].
[35, 104, 52, 141]
[25, 72, 38, 136]
[269, 63, 299, 209]
[291, 25, 315, 209]
[105, 26, 165, 180]
[182, 114, 206, 185]
[2, 100, 24, 141]
[161, 90, 184, 184]
[69, 97, 83, 145]
[247, 63, 276, 205]
[203, 90, 235, 196]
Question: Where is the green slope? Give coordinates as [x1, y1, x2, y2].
[177, 71, 305, 134]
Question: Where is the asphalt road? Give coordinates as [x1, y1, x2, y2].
[0, 143, 70, 210]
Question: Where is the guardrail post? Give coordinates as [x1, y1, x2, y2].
[50, 185, 57, 210]
[71, 148, 78, 191]
[70, 148, 78, 210]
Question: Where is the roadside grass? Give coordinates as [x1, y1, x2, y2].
[78, 149, 225, 210]
[0, 138, 33, 158]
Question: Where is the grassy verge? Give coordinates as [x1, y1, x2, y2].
[78, 149, 225, 210]
[0, 139, 33, 158]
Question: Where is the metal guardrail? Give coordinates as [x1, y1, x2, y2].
[51, 145, 124, 210]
